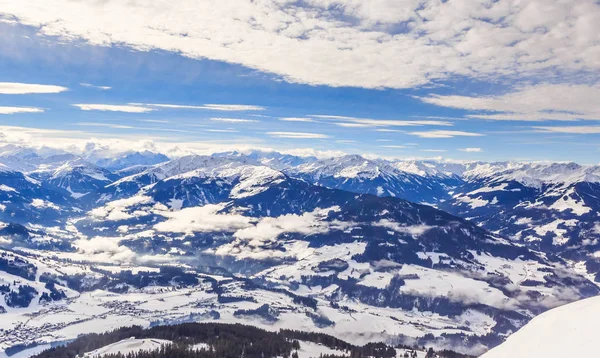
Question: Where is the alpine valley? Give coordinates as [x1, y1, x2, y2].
[1, 145, 599, 357]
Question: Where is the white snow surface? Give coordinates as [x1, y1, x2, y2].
[83, 338, 172, 357]
[481, 295, 600, 358]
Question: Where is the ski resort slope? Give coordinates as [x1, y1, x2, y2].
[481, 295, 600, 358]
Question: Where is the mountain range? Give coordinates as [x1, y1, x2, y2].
[0, 144, 599, 356]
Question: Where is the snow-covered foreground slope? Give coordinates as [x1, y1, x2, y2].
[80, 338, 352, 358]
[481, 295, 600, 358]
[83, 338, 172, 357]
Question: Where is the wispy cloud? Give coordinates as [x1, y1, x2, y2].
[335, 140, 357, 144]
[376, 129, 405, 133]
[459, 147, 483, 152]
[267, 131, 329, 139]
[0, 82, 67, 94]
[334, 122, 371, 128]
[409, 130, 484, 139]
[419, 84, 600, 121]
[80, 82, 111, 90]
[75, 122, 189, 133]
[381, 145, 406, 148]
[534, 126, 600, 134]
[207, 129, 239, 133]
[210, 117, 259, 123]
[75, 122, 135, 129]
[0, 106, 44, 114]
[421, 149, 447, 152]
[312, 115, 452, 127]
[137, 119, 170, 124]
[141, 103, 265, 111]
[73, 104, 154, 113]
[279, 117, 315, 122]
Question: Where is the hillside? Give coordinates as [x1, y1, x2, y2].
[481, 295, 600, 358]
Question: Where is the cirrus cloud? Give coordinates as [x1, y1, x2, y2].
[73, 104, 154, 113]
[267, 131, 330, 139]
[0, 106, 44, 114]
[0, 82, 68, 94]
[409, 130, 484, 138]
[210, 117, 259, 123]
[419, 84, 600, 121]
[140, 103, 265, 111]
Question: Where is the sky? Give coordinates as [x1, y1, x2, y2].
[0, 0, 599, 163]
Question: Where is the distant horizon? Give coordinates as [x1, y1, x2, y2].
[1, 140, 598, 167]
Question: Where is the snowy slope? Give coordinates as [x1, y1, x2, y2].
[83, 338, 172, 357]
[31, 160, 121, 198]
[287, 154, 458, 204]
[481, 295, 600, 358]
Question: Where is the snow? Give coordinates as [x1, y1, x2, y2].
[481, 295, 600, 358]
[547, 187, 591, 215]
[83, 338, 172, 357]
[532, 219, 578, 246]
[453, 194, 489, 209]
[296, 340, 349, 357]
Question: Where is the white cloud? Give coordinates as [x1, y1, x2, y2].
[460, 147, 483, 152]
[421, 149, 447, 152]
[0, 82, 67, 94]
[279, 117, 315, 122]
[153, 204, 352, 259]
[142, 103, 265, 111]
[381, 145, 406, 148]
[210, 117, 259, 123]
[80, 82, 111, 90]
[376, 129, 405, 133]
[409, 130, 484, 138]
[207, 129, 239, 133]
[0, 124, 345, 159]
[73, 104, 154, 113]
[2, 1, 597, 89]
[0, 106, 44, 114]
[76, 122, 136, 129]
[334, 122, 372, 128]
[312, 115, 452, 127]
[154, 204, 253, 234]
[374, 219, 432, 236]
[534, 126, 600, 134]
[75, 122, 189, 133]
[74, 236, 136, 262]
[267, 131, 329, 139]
[420, 84, 600, 121]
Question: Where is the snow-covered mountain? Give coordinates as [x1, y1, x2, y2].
[481, 294, 600, 358]
[286, 154, 459, 204]
[30, 160, 121, 199]
[0, 165, 79, 226]
[92, 150, 169, 171]
[439, 162, 600, 276]
[1, 148, 600, 356]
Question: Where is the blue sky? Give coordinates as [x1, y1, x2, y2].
[0, 0, 599, 163]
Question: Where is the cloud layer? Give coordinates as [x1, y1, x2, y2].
[1, 0, 598, 89]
